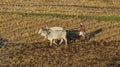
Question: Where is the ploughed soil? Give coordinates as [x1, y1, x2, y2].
[0, 37, 120, 67]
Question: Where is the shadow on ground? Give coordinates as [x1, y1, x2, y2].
[88, 28, 103, 40]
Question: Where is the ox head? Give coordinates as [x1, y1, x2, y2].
[38, 27, 51, 35]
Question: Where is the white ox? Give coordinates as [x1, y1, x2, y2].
[38, 26, 64, 41]
[39, 27, 67, 46]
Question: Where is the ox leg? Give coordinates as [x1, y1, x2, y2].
[59, 39, 63, 45]
[49, 39, 53, 46]
[53, 40, 57, 45]
[43, 36, 46, 41]
[64, 38, 68, 45]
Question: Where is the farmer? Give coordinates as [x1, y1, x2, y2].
[79, 23, 86, 38]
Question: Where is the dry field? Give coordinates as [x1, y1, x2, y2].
[0, 0, 120, 67]
[0, 0, 120, 16]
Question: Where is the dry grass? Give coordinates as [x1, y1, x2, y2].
[0, 0, 120, 67]
[0, 0, 120, 16]
[0, 14, 119, 42]
[0, 0, 120, 6]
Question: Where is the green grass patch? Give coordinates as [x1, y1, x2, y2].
[79, 15, 120, 21]
[0, 11, 71, 18]
[0, 11, 120, 21]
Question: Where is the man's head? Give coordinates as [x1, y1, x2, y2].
[80, 23, 83, 26]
